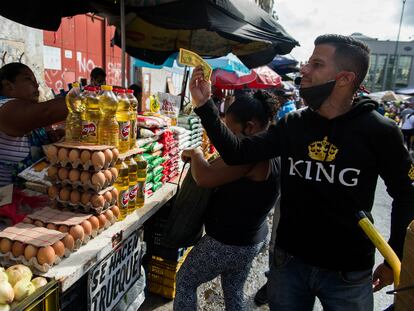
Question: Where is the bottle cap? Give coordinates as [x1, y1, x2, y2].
[101, 85, 113, 91]
[127, 89, 134, 93]
[72, 82, 80, 87]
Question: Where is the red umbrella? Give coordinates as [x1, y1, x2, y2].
[212, 66, 282, 90]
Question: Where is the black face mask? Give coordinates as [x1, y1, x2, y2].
[299, 80, 336, 111]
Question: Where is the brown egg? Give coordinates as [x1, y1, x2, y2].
[52, 241, 65, 257]
[0, 238, 12, 253]
[58, 225, 68, 233]
[46, 145, 58, 159]
[80, 192, 92, 205]
[24, 244, 38, 261]
[103, 170, 113, 184]
[111, 206, 120, 218]
[81, 220, 92, 236]
[62, 234, 75, 251]
[46, 223, 57, 230]
[37, 246, 55, 265]
[80, 150, 91, 164]
[80, 171, 91, 184]
[103, 191, 112, 204]
[47, 166, 58, 178]
[109, 167, 118, 181]
[69, 169, 80, 182]
[11, 241, 25, 257]
[88, 216, 99, 231]
[22, 217, 33, 224]
[68, 149, 80, 162]
[97, 214, 107, 229]
[58, 167, 69, 181]
[69, 225, 85, 242]
[112, 148, 119, 164]
[103, 149, 113, 166]
[33, 220, 44, 227]
[59, 188, 71, 201]
[70, 190, 81, 204]
[111, 188, 119, 201]
[57, 147, 69, 162]
[48, 185, 59, 198]
[91, 194, 105, 207]
[91, 151, 105, 169]
[104, 209, 114, 222]
[91, 172, 105, 187]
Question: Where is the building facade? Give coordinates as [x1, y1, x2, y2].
[351, 33, 414, 92]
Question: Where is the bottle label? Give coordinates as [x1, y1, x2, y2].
[81, 121, 97, 137]
[136, 181, 145, 199]
[129, 184, 138, 202]
[119, 189, 129, 208]
[119, 121, 131, 141]
[131, 120, 137, 139]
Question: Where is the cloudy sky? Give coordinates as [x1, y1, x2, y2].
[274, 0, 414, 62]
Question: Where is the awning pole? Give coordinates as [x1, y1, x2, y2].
[120, 0, 126, 88]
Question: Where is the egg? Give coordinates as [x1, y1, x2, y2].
[48, 185, 59, 198]
[58, 225, 68, 233]
[22, 217, 33, 224]
[103, 170, 113, 184]
[68, 149, 80, 162]
[33, 220, 44, 227]
[81, 220, 92, 236]
[111, 206, 120, 218]
[91, 172, 105, 187]
[24, 244, 38, 261]
[97, 214, 107, 229]
[91, 194, 105, 207]
[62, 234, 75, 251]
[69, 169, 80, 182]
[103, 191, 112, 204]
[91, 151, 105, 169]
[70, 190, 81, 204]
[80, 192, 92, 205]
[109, 167, 118, 181]
[88, 216, 99, 231]
[57, 147, 69, 162]
[52, 241, 65, 257]
[112, 148, 119, 164]
[46, 145, 58, 159]
[11, 241, 25, 257]
[69, 225, 85, 242]
[104, 209, 114, 222]
[103, 149, 113, 166]
[59, 188, 71, 201]
[111, 188, 119, 202]
[37, 246, 55, 265]
[58, 167, 69, 181]
[46, 223, 57, 230]
[47, 166, 58, 178]
[80, 171, 91, 184]
[0, 238, 12, 253]
[80, 150, 91, 164]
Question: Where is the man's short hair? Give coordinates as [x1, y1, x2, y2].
[90, 67, 106, 79]
[314, 34, 370, 90]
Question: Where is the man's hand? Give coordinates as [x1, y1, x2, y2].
[189, 66, 211, 108]
[181, 148, 203, 163]
[372, 263, 394, 292]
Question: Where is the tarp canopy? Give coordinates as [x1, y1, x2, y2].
[396, 87, 414, 96]
[267, 55, 299, 75]
[0, 0, 299, 69]
[367, 91, 411, 102]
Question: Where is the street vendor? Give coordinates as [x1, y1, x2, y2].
[0, 62, 68, 186]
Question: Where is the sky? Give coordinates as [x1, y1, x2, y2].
[274, 0, 414, 63]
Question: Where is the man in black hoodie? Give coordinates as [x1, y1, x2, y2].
[189, 34, 414, 310]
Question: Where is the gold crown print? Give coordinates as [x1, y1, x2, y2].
[308, 136, 338, 162]
[408, 164, 414, 181]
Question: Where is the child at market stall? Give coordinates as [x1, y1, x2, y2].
[173, 90, 281, 311]
[0, 62, 68, 186]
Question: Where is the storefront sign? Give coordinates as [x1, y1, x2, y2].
[88, 229, 142, 311]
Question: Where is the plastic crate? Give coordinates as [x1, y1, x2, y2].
[11, 279, 59, 311]
[147, 281, 176, 299]
[148, 273, 176, 289]
[60, 274, 88, 311]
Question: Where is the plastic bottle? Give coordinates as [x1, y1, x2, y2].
[125, 156, 138, 213]
[114, 159, 129, 220]
[127, 89, 138, 149]
[80, 86, 101, 143]
[65, 82, 84, 142]
[134, 154, 148, 208]
[116, 89, 131, 153]
[98, 85, 119, 147]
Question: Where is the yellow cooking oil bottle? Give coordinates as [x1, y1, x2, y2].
[65, 82, 84, 142]
[80, 86, 101, 144]
[127, 89, 138, 149]
[114, 159, 129, 220]
[98, 85, 119, 147]
[134, 154, 148, 209]
[125, 156, 138, 213]
[116, 89, 131, 153]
